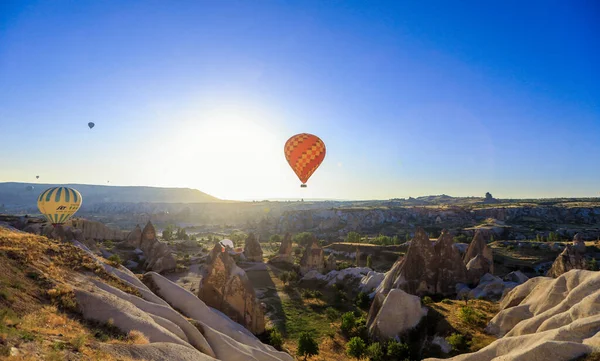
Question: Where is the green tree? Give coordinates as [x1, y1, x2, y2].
[392, 235, 400, 245]
[446, 333, 468, 352]
[355, 292, 371, 309]
[367, 342, 384, 361]
[387, 340, 409, 361]
[293, 232, 314, 246]
[422, 296, 434, 305]
[346, 232, 361, 243]
[279, 272, 290, 286]
[162, 225, 174, 241]
[346, 337, 366, 359]
[297, 332, 319, 361]
[588, 258, 598, 271]
[176, 227, 189, 240]
[269, 234, 281, 243]
[405, 233, 411, 242]
[366, 255, 373, 269]
[341, 312, 357, 336]
[288, 271, 298, 283]
[536, 234, 543, 243]
[107, 254, 122, 266]
[268, 328, 283, 350]
[325, 307, 339, 322]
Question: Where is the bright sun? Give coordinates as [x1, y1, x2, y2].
[160, 109, 294, 200]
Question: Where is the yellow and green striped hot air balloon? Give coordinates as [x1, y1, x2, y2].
[37, 187, 82, 225]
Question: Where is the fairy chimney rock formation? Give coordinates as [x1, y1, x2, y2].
[433, 229, 468, 295]
[268, 233, 293, 265]
[243, 233, 263, 262]
[547, 234, 588, 277]
[573, 233, 586, 254]
[325, 253, 337, 272]
[300, 238, 324, 275]
[463, 230, 493, 284]
[198, 244, 265, 334]
[124, 224, 143, 248]
[133, 222, 176, 273]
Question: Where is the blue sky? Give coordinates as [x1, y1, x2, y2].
[1, 0, 598, 200]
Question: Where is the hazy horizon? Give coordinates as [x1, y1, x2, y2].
[2, 1, 598, 200]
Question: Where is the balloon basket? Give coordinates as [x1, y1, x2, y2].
[300, 184, 307, 188]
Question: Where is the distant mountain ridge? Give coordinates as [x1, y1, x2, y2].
[0, 182, 221, 210]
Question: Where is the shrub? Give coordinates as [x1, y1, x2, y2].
[293, 232, 314, 247]
[346, 337, 366, 359]
[279, 272, 290, 286]
[126, 330, 149, 345]
[458, 306, 485, 326]
[367, 342, 384, 361]
[422, 296, 434, 305]
[507, 245, 515, 251]
[337, 261, 352, 270]
[47, 285, 77, 312]
[107, 254, 122, 266]
[346, 232, 361, 243]
[354, 324, 368, 341]
[453, 234, 468, 243]
[325, 307, 339, 322]
[588, 258, 599, 271]
[334, 290, 348, 305]
[268, 329, 283, 350]
[341, 312, 356, 336]
[301, 289, 314, 299]
[446, 333, 468, 352]
[366, 255, 373, 268]
[355, 292, 371, 309]
[70, 334, 87, 351]
[387, 340, 409, 360]
[441, 298, 452, 305]
[297, 332, 319, 360]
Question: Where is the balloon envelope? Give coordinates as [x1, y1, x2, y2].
[36, 176, 39, 179]
[88, 122, 95, 129]
[37, 187, 82, 225]
[284, 133, 326, 186]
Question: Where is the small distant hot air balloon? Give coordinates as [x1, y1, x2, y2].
[36, 175, 39, 179]
[88, 122, 95, 129]
[37, 187, 82, 226]
[26, 185, 34, 191]
[284, 133, 326, 187]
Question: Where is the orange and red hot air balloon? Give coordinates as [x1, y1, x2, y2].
[284, 133, 326, 187]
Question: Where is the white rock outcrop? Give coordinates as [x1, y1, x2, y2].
[426, 270, 600, 361]
[367, 289, 427, 339]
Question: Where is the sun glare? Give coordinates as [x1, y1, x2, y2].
[162, 109, 291, 200]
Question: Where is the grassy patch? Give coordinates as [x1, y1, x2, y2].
[281, 296, 333, 341]
[430, 299, 497, 353]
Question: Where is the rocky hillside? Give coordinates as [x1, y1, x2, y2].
[0, 226, 291, 361]
[277, 205, 600, 240]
